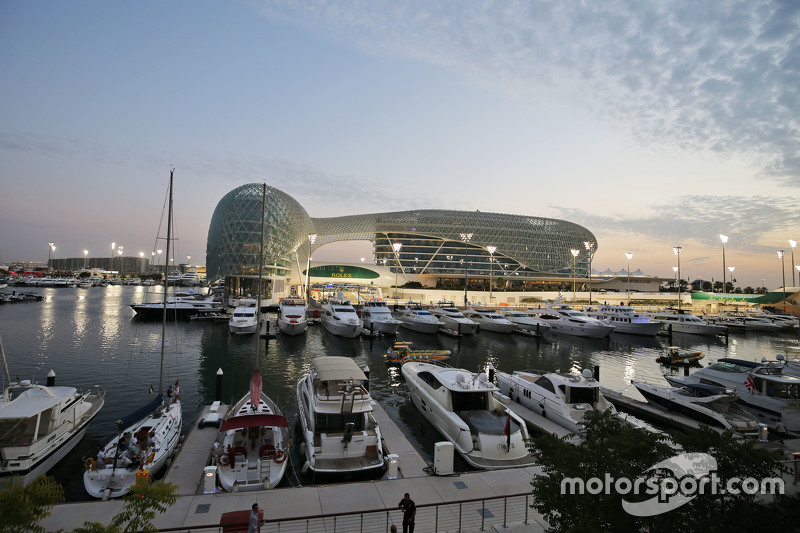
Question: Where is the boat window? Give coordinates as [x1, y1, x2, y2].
[452, 391, 487, 411]
[314, 413, 364, 432]
[418, 371, 443, 390]
[567, 386, 598, 405]
[533, 376, 556, 394]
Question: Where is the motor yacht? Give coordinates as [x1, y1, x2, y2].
[464, 306, 516, 334]
[500, 310, 551, 335]
[706, 313, 783, 333]
[402, 362, 537, 469]
[429, 303, 478, 336]
[277, 297, 309, 336]
[178, 268, 201, 287]
[399, 302, 441, 334]
[360, 300, 402, 335]
[213, 371, 289, 491]
[632, 381, 759, 433]
[296, 357, 385, 475]
[1, 378, 104, 487]
[320, 300, 362, 338]
[645, 309, 727, 336]
[228, 303, 258, 335]
[583, 305, 664, 336]
[527, 305, 614, 339]
[495, 368, 616, 434]
[131, 292, 222, 320]
[746, 309, 800, 331]
[664, 358, 800, 433]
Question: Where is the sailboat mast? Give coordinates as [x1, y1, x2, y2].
[160, 169, 174, 395]
[255, 183, 266, 371]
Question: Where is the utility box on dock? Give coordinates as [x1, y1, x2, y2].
[434, 441, 454, 475]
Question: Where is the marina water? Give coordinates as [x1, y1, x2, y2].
[1, 285, 798, 501]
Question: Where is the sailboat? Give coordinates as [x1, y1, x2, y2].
[83, 170, 184, 499]
[213, 183, 289, 491]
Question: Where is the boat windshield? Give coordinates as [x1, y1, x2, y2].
[566, 386, 598, 405]
[452, 391, 487, 411]
[706, 362, 750, 373]
[314, 413, 364, 432]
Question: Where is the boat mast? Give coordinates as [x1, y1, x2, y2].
[160, 169, 174, 395]
[256, 183, 266, 371]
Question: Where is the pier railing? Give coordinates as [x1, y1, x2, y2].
[157, 491, 537, 533]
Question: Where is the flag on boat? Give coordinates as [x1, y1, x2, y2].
[744, 374, 755, 395]
[250, 369, 262, 409]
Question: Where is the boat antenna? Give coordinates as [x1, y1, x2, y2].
[159, 168, 174, 395]
[256, 183, 266, 371]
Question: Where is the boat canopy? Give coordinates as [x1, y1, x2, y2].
[220, 414, 288, 431]
[0, 386, 76, 419]
[312, 357, 367, 382]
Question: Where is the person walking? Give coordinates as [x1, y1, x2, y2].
[248, 503, 260, 533]
[398, 492, 416, 533]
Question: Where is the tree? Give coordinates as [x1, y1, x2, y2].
[74, 481, 178, 533]
[0, 475, 64, 533]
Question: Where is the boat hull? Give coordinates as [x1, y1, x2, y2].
[400, 318, 441, 334]
[277, 318, 308, 336]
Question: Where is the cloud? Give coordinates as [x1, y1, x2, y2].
[254, 0, 800, 185]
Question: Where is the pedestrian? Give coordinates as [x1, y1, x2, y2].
[248, 503, 260, 533]
[173, 380, 180, 402]
[167, 385, 173, 400]
[398, 492, 416, 533]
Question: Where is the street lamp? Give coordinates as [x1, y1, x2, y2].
[117, 246, 123, 276]
[187, 255, 191, 265]
[111, 242, 115, 274]
[306, 234, 317, 302]
[790, 240, 797, 288]
[83, 249, 88, 270]
[486, 245, 496, 302]
[727, 266, 735, 293]
[570, 249, 580, 302]
[625, 252, 633, 303]
[460, 233, 473, 307]
[673, 246, 682, 310]
[583, 241, 595, 305]
[392, 242, 403, 300]
[47, 241, 54, 271]
[778, 250, 787, 313]
[719, 234, 728, 294]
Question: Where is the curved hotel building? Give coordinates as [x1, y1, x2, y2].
[206, 183, 597, 291]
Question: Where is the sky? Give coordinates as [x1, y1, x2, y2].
[1, 0, 799, 289]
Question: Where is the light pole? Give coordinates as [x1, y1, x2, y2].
[625, 252, 633, 303]
[111, 242, 115, 274]
[187, 255, 191, 266]
[719, 234, 728, 294]
[306, 233, 317, 302]
[47, 241, 54, 271]
[460, 233, 473, 307]
[571, 249, 579, 302]
[392, 242, 403, 301]
[117, 246, 124, 276]
[583, 241, 595, 304]
[83, 249, 88, 270]
[486, 245, 496, 303]
[778, 250, 787, 313]
[728, 266, 735, 293]
[790, 240, 797, 288]
[673, 246, 682, 310]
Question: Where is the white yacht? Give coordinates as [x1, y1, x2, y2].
[747, 309, 800, 331]
[213, 371, 289, 491]
[707, 313, 783, 333]
[399, 303, 441, 334]
[500, 310, 551, 335]
[632, 381, 759, 433]
[320, 300, 362, 338]
[178, 268, 201, 286]
[664, 358, 800, 433]
[131, 292, 222, 320]
[527, 305, 614, 339]
[402, 362, 537, 469]
[646, 309, 727, 336]
[228, 303, 258, 335]
[429, 303, 478, 336]
[296, 357, 385, 475]
[583, 305, 664, 336]
[0, 378, 104, 487]
[464, 306, 516, 334]
[495, 369, 616, 434]
[360, 300, 402, 335]
[277, 297, 309, 336]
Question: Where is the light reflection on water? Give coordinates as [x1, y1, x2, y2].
[0, 285, 798, 500]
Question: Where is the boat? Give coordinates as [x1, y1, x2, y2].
[645, 308, 727, 336]
[0, 339, 105, 488]
[664, 358, 800, 433]
[527, 305, 614, 339]
[402, 362, 537, 469]
[500, 310, 551, 335]
[655, 346, 705, 366]
[398, 302, 441, 334]
[384, 342, 451, 366]
[130, 292, 222, 320]
[214, 183, 289, 491]
[464, 306, 516, 334]
[429, 302, 478, 336]
[632, 381, 759, 433]
[360, 299, 402, 335]
[746, 309, 800, 331]
[178, 268, 201, 287]
[84, 169, 183, 499]
[495, 368, 617, 434]
[582, 305, 664, 336]
[228, 303, 258, 335]
[706, 313, 783, 333]
[296, 356, 386, 475]
[276, 297, 309, 335]
[320, 299, 362, 338]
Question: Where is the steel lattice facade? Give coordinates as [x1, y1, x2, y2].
[206, 184, 596, 283]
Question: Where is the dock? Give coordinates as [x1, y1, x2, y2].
[600, 387, 723, 433]
[493, 393, 582, 445]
